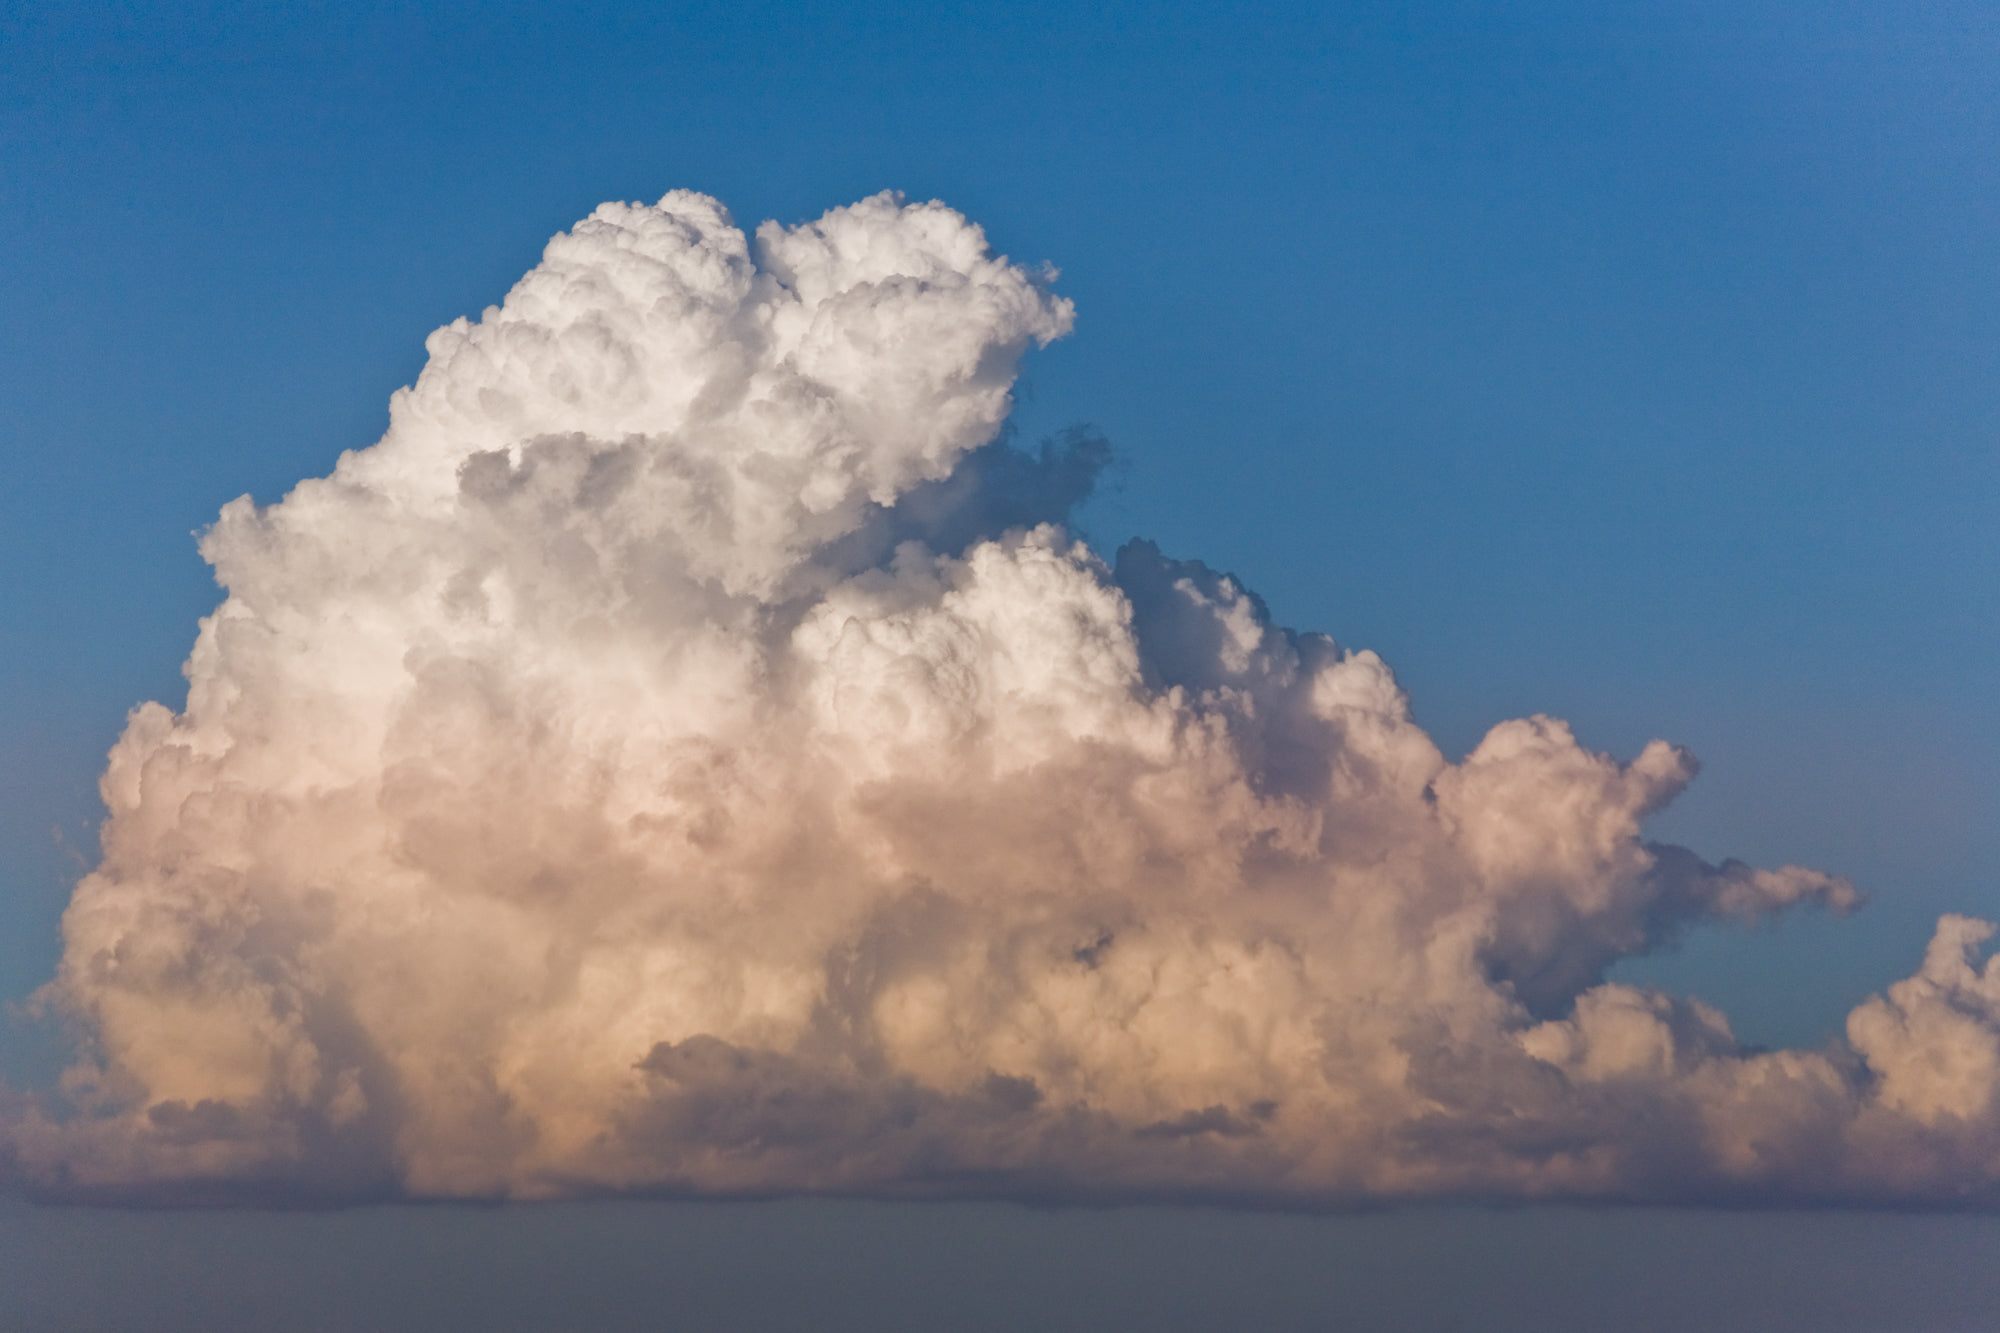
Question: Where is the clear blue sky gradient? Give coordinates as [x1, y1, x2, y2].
[2, 1, 1998, 1322]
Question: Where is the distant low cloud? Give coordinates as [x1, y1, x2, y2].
[7, 191, 1994, 1207]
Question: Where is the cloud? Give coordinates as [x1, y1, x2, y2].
[7, 190, 1995, 1207]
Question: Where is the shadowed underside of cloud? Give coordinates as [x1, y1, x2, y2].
[9, 191, 2000, 1209]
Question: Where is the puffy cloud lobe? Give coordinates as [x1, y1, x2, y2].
[7, 191, 1995, 1207]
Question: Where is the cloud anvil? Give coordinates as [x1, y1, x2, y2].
[9, 192, 1997, 1208]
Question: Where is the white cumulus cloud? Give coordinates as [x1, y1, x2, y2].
[7, 190, 1996, 1208]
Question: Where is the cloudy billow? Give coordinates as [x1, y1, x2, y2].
[10, 191, 1999, 1209]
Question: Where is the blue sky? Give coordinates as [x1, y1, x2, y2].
[4, 1, 1999, 1324]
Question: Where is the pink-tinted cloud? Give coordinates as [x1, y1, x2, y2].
[13, 192, 1993, 1209]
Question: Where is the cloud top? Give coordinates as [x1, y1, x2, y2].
[10, 192, 1995, 1208]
